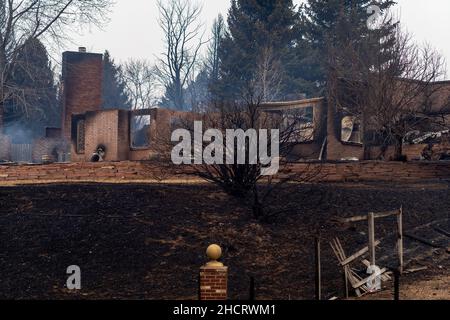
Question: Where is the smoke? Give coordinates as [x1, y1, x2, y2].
[3, 122, 37, 144]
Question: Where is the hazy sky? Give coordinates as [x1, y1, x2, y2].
[65, 0, 450, 78]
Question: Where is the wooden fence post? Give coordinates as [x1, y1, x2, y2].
[368, 212, 376, 266]
[397, 206, 404, 274]
[315, 237, 322, 300]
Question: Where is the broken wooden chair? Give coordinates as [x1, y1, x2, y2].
[330, 238, 389, 297]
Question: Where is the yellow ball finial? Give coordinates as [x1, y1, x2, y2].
[206, 244, 223, 267]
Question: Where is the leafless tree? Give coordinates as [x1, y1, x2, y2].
[155, 0, 206, 110]
[0, 0, 113, 126]
[328, 17, 448, 160]
[122, 59, 159, 110]
[366, 33, 447, 160]
[195, 103, 321, 220]
[183, 14, 226, 113]
[167, 73, 322, 220]
[254, 46, 283, 102]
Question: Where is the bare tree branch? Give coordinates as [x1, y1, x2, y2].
[155, 0, 206, 110]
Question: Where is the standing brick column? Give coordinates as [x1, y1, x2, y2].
[199, 244, 228, 301]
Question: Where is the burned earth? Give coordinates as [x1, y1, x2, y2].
[0, 182, 448, 300]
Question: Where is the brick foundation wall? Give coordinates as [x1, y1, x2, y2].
[84, 110, 129, 161]
[0, 161, 450, 184]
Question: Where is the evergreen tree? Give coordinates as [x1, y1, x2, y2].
[185, 69, 210, 112]
[213, 0, 300, 102]
[206, 14, 226, 82]
[297, 0, 398, 94]
[102, 50, 131, 110]
[4, 38, 59, 141]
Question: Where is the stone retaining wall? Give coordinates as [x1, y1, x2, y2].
[0, 161, 449, 184]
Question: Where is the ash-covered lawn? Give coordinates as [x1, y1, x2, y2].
[0, 182, 448, 299]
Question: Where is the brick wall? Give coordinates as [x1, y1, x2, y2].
[32, 138, 68, 163]
[199, 266, 228, 300]
[368, 144, 429, 161]
[140, 108, 189, 159]
[84, 109, 128, 161]
[1, 161, 450, 184]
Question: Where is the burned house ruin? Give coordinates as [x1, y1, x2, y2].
[0, 48, 450, 163]
[0, 48, 188, 163]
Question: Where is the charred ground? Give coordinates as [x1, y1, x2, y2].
[0, 182, 448, 299]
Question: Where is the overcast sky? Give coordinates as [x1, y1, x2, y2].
[65, 0, 450, 78]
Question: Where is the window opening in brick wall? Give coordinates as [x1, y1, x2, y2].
[131, 114, 151, 148]
[341, 116, 362, 144]
[281, 106, 315, 143]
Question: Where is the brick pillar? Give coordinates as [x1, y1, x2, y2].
[199, 244, 228, 301]
[61, 50, 103, 162]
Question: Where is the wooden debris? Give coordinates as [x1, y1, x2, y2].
[339, 210, 400, 223]
[341, 241, 381, 266]
[330, 238, 388, 297]
[352, 268, 387, 289]
[329, 296, 339, 301]
[404, 266, 428, 274]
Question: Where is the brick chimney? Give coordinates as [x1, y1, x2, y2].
[60, 49, 103, 154]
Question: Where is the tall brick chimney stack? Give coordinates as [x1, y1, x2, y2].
[61, 48, 103, 143]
